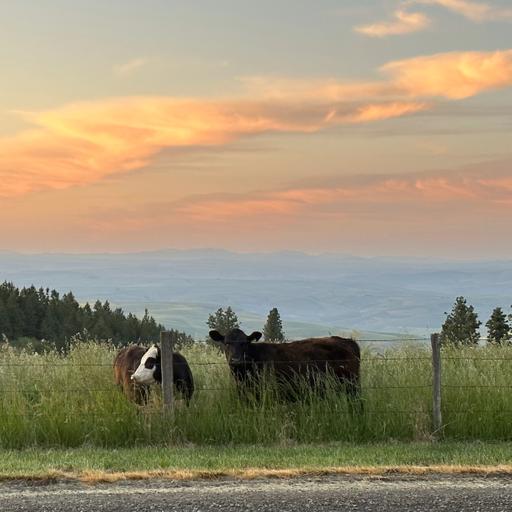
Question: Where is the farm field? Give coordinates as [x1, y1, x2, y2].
[1, 341, 512, 448]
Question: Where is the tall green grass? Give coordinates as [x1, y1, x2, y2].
[0, 341, 510, 447]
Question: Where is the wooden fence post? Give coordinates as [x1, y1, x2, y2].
[160, 330, 174, 412]
[431, 332, 442, 437]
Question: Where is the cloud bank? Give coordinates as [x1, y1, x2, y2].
[2, 49, 512, 198]
[174, 164, 512, 222]
[74, 159, 512, 257]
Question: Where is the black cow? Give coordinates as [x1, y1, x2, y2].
[114, 344, 194, 405]
[209, 328, 362, 408]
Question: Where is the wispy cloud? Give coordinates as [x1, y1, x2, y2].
[2, 49, 512, 198]
[173, 164, 512, 222]
[246, 49, 512, 101]
[357, 0, 512, 38]
[355, 9, 431, 37]
[1, 97, 423, 198]
[5, 158, 511, 255]
[80, 159, 512, 257]
[409, 0, 512, 22]
[113, 57, 149, 77]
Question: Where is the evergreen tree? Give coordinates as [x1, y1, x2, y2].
[140, 308, 158, 341]
[41, 290, 64, 350]
[19, 286, 44, 338]
[0, 281, 174, 350]
[111, 307, 128, 346]
[0, 299, 11, 339]
[6, 291, 24, 339]
[441, 296, 481, 346]
[486, 307, 510, 345]
[60, 292, 81, 339]
[169, 328, 195, 350]
[125, 313, 141, 341]
[81, 303, 94, 332]
[207, 306, 240, 334]
[91, 301, 114, 341]
[263, 307, 285, 342]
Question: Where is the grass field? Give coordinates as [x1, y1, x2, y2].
[1, 341, 511, 448]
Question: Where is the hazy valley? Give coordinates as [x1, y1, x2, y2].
[1, 250, 511, 340]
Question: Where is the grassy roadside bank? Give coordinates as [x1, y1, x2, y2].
[2, 442, 512, 482]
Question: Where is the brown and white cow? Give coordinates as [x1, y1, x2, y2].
[114, 345, 194, 405]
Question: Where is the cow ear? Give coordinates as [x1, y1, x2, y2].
[247, 331, 262, 342]
[209, 330, 225, 343]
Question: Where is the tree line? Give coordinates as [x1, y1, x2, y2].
[207, 306, 285, 342]
[441, 296, 512, 345]
[2, 280, 507, 351]
[0, 282, 193, 352]
[210, 299, 512, 347]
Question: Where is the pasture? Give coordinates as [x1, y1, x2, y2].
[0, 341, 511, 448]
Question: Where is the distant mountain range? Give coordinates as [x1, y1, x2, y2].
[1, 249, 511, 341]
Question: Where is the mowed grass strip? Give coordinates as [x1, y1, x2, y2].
[2, 442, 512, 481]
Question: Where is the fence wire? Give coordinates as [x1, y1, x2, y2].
[1, 336, 511, 424]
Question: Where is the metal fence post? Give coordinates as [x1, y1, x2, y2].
[160, 330, 174, 412]
[431, 332, 442, 437]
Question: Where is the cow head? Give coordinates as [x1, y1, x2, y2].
[131, 345, 162, 385]
[209, 328, 262, 364]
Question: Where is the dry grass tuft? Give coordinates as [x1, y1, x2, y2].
[5, 465, 512, 484]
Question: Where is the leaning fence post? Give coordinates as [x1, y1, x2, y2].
[431, 332, 442, 437]
[160, 330, 174, 412]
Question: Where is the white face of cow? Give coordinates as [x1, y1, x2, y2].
[131, 345, 159, 385]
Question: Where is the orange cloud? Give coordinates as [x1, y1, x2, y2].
[245, 50, 512, 101]
[382, 49, 512, 99]
[347, 102, 430, 122]
[2, 50, 512, 199]
[355, 9, 431, 37]
[0, 97, 427, 198]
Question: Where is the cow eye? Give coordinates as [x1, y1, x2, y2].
[144, 357, 157, 369]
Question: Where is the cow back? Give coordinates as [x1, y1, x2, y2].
[237, 336, 360, 382]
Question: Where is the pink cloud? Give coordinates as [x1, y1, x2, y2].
[92, 161, 512, 228]
[410, 0, 512, 22]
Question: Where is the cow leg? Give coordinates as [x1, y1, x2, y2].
[175, 378, 194, 406]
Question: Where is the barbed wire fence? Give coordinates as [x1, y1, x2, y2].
[1, 330, 511, 440]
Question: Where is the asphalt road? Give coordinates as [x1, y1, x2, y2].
[1, 475, 512, 512]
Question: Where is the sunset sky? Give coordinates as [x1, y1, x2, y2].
[2, 0, 512, 257]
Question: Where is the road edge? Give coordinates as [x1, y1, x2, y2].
[3, 465, 512, 484]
